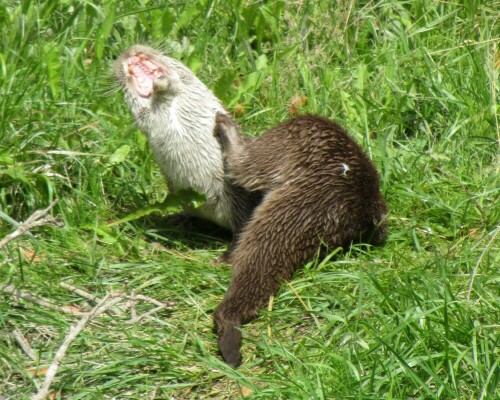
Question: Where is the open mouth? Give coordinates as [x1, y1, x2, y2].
[126, 54, 167, 98]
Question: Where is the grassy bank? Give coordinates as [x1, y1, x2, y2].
[0, 1, 499, 399]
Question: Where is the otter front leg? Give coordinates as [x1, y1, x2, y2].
[214, 112, 266, 193]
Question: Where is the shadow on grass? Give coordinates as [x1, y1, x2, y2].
[139, 212, 233, 253]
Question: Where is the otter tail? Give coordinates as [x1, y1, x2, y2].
[214, 182, 323, 366]
[215, 318, 244, 367]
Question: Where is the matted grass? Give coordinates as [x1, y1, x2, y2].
[0, 1, 498, 399]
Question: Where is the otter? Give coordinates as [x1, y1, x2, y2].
[114, 45, 258, 237]
[213, 113, 388, 367]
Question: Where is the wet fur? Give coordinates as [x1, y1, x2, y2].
[213, 113, 388, 366]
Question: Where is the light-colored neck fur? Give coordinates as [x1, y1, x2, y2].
[119, 50, 233, 229]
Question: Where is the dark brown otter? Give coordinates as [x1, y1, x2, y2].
[213, 113, 388, 366]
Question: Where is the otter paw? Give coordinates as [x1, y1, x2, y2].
[215, 112, 232, 126]
[214, 113, 240, 154]
[214, 113, 231, 141]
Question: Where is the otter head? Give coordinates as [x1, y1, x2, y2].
[114, 45, 183, 122]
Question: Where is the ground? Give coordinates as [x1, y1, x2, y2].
[0, 1, 499, 399]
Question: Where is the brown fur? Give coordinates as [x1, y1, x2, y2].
[213, 113, 388, 366]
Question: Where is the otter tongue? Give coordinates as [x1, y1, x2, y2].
[134, 73, 153, 98]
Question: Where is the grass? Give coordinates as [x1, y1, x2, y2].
[0, 0, 499, 398]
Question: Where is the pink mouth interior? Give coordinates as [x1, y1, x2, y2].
[126, 55, 167, 98]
